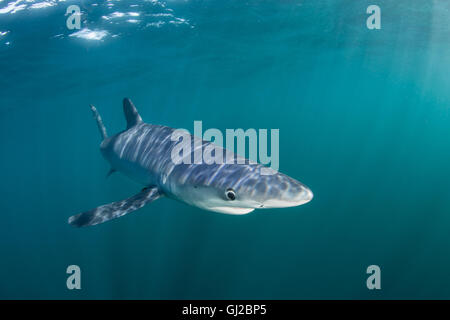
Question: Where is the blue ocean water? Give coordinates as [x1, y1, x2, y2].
[1, 0, 450, 299]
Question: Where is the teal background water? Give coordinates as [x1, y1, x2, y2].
[1, 0, 450, 299]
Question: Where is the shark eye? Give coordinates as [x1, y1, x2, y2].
[225, 188, 236, 201]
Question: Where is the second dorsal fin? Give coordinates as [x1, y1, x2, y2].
[123, 98, 143, 129]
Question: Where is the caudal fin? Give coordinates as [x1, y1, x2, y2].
[90, 104, 108, 140]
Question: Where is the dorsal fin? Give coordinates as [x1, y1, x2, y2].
[123, 98, 143, 129]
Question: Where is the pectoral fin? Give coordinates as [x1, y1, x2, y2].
[68, 186, 162, 227]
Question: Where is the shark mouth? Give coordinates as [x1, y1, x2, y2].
[209, 207, 255, 215]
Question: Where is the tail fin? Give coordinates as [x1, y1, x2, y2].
[90, 105, 107, 140]
[123, 98, 143, 129]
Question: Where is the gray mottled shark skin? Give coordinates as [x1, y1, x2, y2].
[68, 98, 313, 227]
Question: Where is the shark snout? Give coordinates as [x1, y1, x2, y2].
[290, 184, 313, 206]
[259, 178, 313, 209]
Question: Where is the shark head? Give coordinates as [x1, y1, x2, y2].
[171, 164, 313, 215]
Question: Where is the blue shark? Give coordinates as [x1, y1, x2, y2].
[68, 98, 313, 227]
